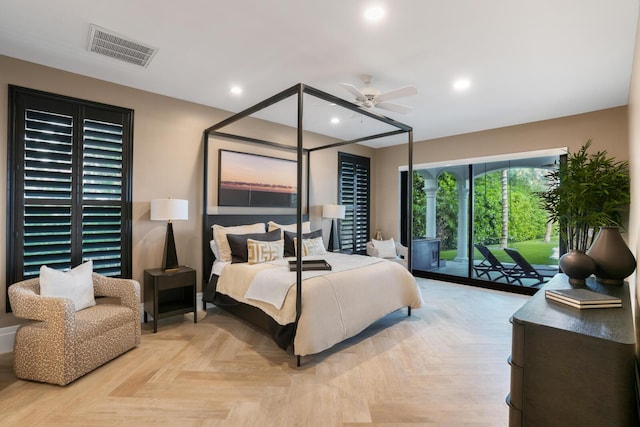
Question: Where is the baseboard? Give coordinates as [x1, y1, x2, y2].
[0, 292, 204, 354]
[0, 324, 21, 354]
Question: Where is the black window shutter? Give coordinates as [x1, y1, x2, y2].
[7, 86, 133, 303]
[338, 152, 370, 254]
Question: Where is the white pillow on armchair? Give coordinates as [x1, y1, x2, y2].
[371, 238, 398, 259]
[367, 238, 409, 269]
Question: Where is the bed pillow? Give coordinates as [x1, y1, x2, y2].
[226, 229, 281, 263]
[296, 236, 327, 256]
[209, 240, 220, 260]
[247, 238, 285, 264]
[268, 220, 311, 238]
[372, 238, 398, 259]
[39, 260, 95, 311]
[212, 222, 265, 262]
[283, 229, 323, 257]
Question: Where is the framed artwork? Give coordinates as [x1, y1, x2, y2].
[218, 149, 297, 208]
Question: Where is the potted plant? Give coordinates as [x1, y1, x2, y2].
[538, 139, 631, 284]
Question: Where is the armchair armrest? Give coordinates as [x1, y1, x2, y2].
[8, 279, 75, 326]
[366, 241, 380, 257]
[396, 243, 408, 259]
[92, 273, 140, 314]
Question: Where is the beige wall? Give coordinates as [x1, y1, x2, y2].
[374, 107, 629, 241]
[0, 55, 373, 316]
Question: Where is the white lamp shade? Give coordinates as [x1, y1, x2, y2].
[151, 199, 188, 221]
[322, 204, 346, 219]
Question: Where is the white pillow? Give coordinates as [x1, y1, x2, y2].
[247, 238, 284, 264]
[40, 261, 95, 311]
[372, 238, 397, 259]
[268, 220, 311, 238]
[209, 240, 220, 260]
[295, 236, 327, 256]
[212, 222, 265, 262]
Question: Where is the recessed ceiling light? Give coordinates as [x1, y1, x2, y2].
[331, 117, 340, 124]
[453, 78, 471, 91]
[364, 6, 385, 22]
[230, 85, 243, 95]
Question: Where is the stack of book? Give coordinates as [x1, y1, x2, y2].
[545, 288, 622, 309]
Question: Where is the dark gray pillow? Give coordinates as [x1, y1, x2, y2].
[283, 229, 323, 257]
[227, 229, 281, 263]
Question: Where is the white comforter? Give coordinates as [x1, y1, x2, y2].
[215, 252, 424, 356]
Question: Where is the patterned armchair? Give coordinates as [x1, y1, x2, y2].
[8, 273, 140, 385]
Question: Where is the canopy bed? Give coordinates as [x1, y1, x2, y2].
[202, 83, 419, 365]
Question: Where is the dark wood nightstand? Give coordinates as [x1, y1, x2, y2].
[143, 266, 196, 333]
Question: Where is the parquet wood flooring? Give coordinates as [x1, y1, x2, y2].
[0, 278, 528, 426]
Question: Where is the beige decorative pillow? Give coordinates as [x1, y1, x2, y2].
[247, 238, 284, 264]
[372, 238, 397, 259]
[212, 222, 265, 262]
[268, 220, 311, 238]
[39, 260, 95, 311]
[295, 236, 327, 256]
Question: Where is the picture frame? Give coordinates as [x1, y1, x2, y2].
[218, 149, 297, 208]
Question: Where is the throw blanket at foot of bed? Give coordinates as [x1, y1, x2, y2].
[215, 253, 424, 357]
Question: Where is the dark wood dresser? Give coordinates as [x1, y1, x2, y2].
[508, 274, 636, 427]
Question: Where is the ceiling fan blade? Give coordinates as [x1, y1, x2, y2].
[375, 102, 413, 114]
[340, 83, 367, 102]
[375, 85, 418, 102]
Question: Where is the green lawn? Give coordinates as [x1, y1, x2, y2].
[440, 239, 559, 266]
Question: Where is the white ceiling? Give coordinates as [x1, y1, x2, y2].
[1, 0, 638, 148]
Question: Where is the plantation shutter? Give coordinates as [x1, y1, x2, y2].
[8, 86, 132, 293]
[23, 108, 74, 276]
[338, 153, 370, 254]
[82, 116, 125, 276]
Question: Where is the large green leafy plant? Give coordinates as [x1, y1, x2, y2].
[538, 139, 630, 251]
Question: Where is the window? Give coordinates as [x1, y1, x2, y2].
[338, 152, 370, 254]
[7, 86, 133, 295]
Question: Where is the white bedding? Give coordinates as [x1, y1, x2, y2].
[244, 254, 383, 309]
[214, 252, 424, 356]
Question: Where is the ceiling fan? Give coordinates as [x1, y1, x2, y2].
[340, 74, 417, 114]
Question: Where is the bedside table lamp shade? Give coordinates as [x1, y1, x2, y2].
[151, 198, 188, 271]
[322, 204, 345, 252]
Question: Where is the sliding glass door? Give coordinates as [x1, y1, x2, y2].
[404, 153, 560, 293]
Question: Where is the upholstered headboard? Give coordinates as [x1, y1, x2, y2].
[202, 213, 308, 283]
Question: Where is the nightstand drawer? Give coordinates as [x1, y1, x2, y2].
[156, 270, 196, 290]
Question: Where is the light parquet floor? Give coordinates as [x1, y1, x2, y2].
[0, 278, 528, 427]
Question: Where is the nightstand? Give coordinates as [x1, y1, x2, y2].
[143, 266, 196, 333]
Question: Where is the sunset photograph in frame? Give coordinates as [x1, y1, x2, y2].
[218, 149, 297, 207]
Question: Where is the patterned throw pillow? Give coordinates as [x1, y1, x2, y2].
[247, 239, 284, 264]
[294, 236, 326, 256]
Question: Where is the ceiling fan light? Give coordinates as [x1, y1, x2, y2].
[364, 6, 385, 22]
[453, 78, 471, 91]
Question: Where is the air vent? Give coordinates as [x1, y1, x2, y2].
[88, 24, 157, 68]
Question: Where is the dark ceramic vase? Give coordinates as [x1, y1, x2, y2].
[586, 226, 636, 285]
[559, 250, 596, 286]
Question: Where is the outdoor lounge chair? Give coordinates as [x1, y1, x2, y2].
[473, 244, 510, 281]
[503, 247, 558, 287]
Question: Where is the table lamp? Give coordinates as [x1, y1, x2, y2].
[322, 204, 346, 252]
[151, 198, 188, 271]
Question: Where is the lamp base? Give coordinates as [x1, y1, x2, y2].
[328, 219, 340, 252]
[162, 221, 180, 271]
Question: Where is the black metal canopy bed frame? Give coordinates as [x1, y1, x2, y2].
[202, 83, 415, 365]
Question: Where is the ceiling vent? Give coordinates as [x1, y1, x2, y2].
[88, 24, 157, 68]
